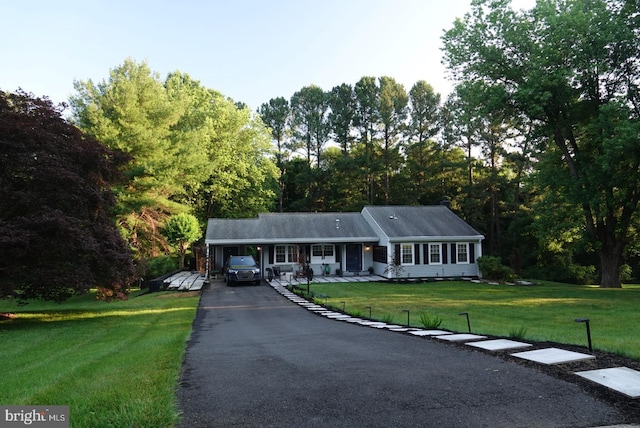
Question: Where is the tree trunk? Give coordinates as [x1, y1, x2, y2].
[598, 245, 623, 288]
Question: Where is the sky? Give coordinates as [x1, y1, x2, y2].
[1, 0, 533, 112]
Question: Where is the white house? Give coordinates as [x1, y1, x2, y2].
[204, 205, 484, 280]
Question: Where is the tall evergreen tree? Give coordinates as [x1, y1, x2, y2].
[258, 97, 290, 212]
[378, 76, 408, 204]
[354, 76, 380, 204]
[289, 85, 330, 210]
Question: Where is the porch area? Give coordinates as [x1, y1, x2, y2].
[269, 273, 385, 286]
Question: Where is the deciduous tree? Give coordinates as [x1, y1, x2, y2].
[442, 0, 640, 287]
[162, 213, 201, 269]
[0, 90, 134, 301]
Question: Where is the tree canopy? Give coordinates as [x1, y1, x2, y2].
[0, 90, 134, 301]
[71, 59, 279, 259]
[162, 213, 201, 270]
[441, 0, 640, 287]
[6, 0, 639, 296]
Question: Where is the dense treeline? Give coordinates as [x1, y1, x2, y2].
[258, 78, 541, 278]
[3, 0, 638, 301]
[258, 0, 640, 288]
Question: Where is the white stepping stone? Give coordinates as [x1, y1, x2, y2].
[409, 330, 452, 336]
[466, 339, 532, 351]
[511, 347, 595, 364]
[575, 367, 640, 398]
[436, 333, 487, 342]
[357, 321, 388, 327]
[326, 314, 352, 319]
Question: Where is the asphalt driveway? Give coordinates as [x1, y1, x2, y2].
[177, 281, 628, 427]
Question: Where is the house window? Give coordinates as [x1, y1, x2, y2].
[401, 243, 414, 265]
[457, 243, 469, 264]
[311, 244, 335, 263]
[373, 245, 387, 263]
[288, 245, 297, 263]
[275, 245, 297, 263]
[429, 243, 441, 264]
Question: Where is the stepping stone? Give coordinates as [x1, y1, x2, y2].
[575, 367, 640, 398]
[326, 314, 352, 319]
[436, 333, 487, 342]
[379, 324, 401, 329]
[511, 347, 595, 365]
[466, 339, 532, 351]
[357, 321, 388, 328]
[409, 330, 452, 336]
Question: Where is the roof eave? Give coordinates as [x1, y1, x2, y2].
[387, 235, 485, 242]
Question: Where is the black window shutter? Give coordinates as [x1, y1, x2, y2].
[394, 244, 401, 265]
[305, 245, 311, 263]
[414, 244, 421, 265]
[442, 243, 448, 264]
[268, 245, 274, 264]
[469, 243, 475, 263]
[451, 243, 457, 264]
[423, 244, 429, 264]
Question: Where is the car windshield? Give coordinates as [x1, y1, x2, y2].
[228, 256, 257, 268]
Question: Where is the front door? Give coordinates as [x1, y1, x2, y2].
[345, 244, 362, 272]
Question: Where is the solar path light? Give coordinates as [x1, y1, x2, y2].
[459, 312, 471, 333]
[403, 309, 410, 327]
[365, 306, 372, 319]
[574, 318, 593, 352]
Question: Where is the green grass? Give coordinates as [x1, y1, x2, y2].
[308, 280, 640, 360]
[3, 280, 639, 426]
[0, 290, 199, 428]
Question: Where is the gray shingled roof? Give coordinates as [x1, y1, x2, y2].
[205, 212, 379, 245]
[362, 205, 483, 240]
[205, 206, 483, 245]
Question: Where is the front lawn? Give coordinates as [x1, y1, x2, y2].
[0, 290, 199, 428]
[307, 280, 640, 360]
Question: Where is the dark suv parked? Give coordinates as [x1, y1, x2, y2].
[223, 255, 261, 286]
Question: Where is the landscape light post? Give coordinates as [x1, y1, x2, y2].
[403, 309, 410, 327]
[365, 306, 372, 319]
[574, 318, 593, 352]
[459, 312, 471, 333]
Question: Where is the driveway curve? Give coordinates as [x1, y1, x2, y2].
[177, 281, 628, 427]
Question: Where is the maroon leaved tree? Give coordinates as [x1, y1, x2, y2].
[0, 90, 135, 302]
